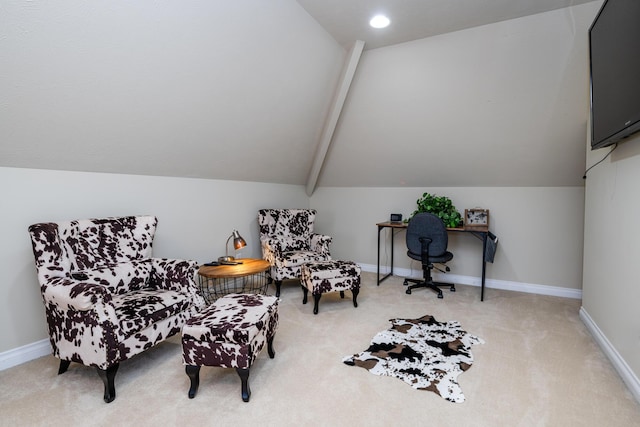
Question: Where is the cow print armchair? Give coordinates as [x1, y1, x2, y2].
[27, 215, 205, 403]
[258, 209, 332, 296]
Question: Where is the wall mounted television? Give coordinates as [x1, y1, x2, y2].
[589, 0, 640, 150]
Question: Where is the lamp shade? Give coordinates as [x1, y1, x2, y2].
[232, 230, 247, 250]
[218, 229, 247, 263]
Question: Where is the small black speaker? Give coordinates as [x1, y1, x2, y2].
[390, 213, 402, 223]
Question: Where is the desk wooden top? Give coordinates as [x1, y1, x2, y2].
[198, 258, 270, 279]
[376, 221, 408, 228]
[377, 221, 483, 232]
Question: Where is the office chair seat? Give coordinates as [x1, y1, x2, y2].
[406, 250, 453, 264]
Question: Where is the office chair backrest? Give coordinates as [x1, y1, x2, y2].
[406, 213, 448, 257]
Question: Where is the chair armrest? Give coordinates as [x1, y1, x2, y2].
[42, 276, 112, 311]
[310, 233, 332, 256]
[150, 258, 205, 308]
[149, 258, 200, 293]
[260, 238, 284, 259]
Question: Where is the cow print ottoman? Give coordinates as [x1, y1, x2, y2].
[301, 260, 361, 315]
[181, 293, 279, 402]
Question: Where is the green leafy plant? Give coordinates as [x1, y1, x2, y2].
[410, 192, 463, 228]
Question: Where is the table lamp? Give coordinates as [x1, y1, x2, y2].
[218, 230, 247, 263]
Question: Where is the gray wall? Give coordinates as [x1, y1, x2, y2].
[582, 132, 640, 396]
[0, 166, 310, 353]
[0, 168, 585, 355]
[311, 186, 585, 293]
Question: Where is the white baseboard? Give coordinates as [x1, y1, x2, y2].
[359, 263, 583, 299]
[0, 339, 51, 371]
[579, 307, 640, 404]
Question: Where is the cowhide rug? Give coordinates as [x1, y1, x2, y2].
[343, 314, 484, 403]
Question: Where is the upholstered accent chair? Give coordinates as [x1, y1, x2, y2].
[258, 209, 332, 296]
[28, 216, 205, 403]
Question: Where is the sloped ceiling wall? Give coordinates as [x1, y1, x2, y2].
[1, 1, 594, 188]
[318, 4, 596, 187]
[0, 0, 345, 185]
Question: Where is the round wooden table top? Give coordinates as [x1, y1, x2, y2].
[198, 258, 270, 279]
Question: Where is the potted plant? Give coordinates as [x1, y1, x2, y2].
[409, 192, 463, 228]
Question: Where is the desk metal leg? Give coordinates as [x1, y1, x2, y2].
[377, 226, 394, 285]
[377, 226, 381, 285]
[466, 230, 488, 302]
[481, 232, 487, 302]
[390, 227, 394, 276]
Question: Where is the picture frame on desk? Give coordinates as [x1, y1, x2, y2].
[464, 209, 489, 231]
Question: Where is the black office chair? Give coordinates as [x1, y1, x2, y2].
[403, 213, 455, 299]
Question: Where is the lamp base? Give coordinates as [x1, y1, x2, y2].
[218, 256, 236, 263]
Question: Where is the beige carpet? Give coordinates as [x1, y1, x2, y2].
[1, 272, 639, 426]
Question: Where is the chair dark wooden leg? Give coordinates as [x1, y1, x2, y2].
[313, 294, 321, 315]
[301, 285, 308, 304]
[58, 359, 71, 375]
[352, 288, 359, 308]
[96, 363, 119, 403]
[339, 290, 345, 299]
[236, 368, 251, 402]
[274, 280, 282, 297]
[186, 365, 200, 399]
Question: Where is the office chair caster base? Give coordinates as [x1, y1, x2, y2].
[435, 282, 455, 292]
[406, 288, 412, 295]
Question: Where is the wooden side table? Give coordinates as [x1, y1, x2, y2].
[197, 258, 271, 304]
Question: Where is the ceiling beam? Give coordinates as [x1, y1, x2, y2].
[306, 40, 365, 196]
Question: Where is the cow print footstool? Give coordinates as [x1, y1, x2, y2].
[301, 260, 361, 315]
[181, 293, 279, 402]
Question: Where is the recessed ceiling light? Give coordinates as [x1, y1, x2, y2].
[369, 15, 390, 29]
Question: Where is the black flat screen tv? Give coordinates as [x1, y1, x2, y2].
[589, 0, 640, 150]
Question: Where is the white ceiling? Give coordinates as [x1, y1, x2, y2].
[296, 0, 596, 50]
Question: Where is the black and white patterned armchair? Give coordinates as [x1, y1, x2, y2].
[27, 215, 205, 403]
[258, 209, 332, 296]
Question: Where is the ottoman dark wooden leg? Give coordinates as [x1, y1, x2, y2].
[267, 335, 276, 358]
[236, 368, 251, 402]
[186, 365, 201, 399]
[301, 285, 308, 304]
[182, 295, 280, 403]
[313, 294, 321, 315]
[352, 287, 359, 308]
[339, 291, 345, 299]
[58, 359, 71, 375]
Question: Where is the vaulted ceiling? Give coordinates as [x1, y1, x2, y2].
[296, 0, 596, 50]
[0, 1, 600, 191]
